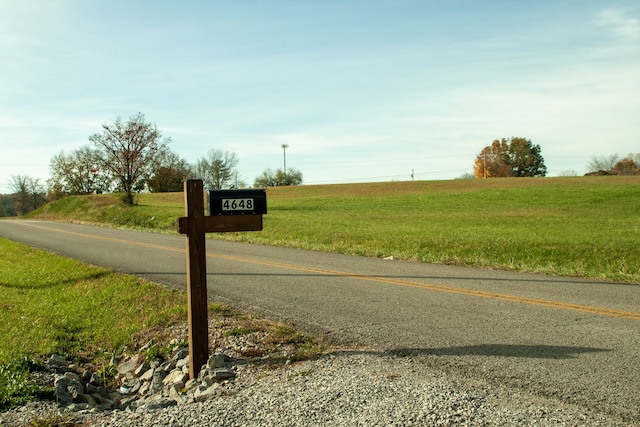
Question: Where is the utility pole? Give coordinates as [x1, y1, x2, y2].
[483, 151, 487, 179]
[281, 144, 289, 175]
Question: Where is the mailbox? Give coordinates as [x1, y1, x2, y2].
[208, 189, 267, 216]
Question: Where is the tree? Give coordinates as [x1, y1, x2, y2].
[586, 153, 639, 176]
[193, 149, 239, 190]
[0, 194, 16, 217]
[587, 154, 622, 173]
[9, 175, 46, 215]
[89, 113, 171, 204]
[48, 145, 111, 198]
[147, 150, 192, 192]
[474, 137, 547, 178]
[254, 168, 303, 187]
[474, 140, 509, 178]
[611, 156, 640, 176]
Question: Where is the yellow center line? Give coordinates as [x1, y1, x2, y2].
[17, 221, 640, 321]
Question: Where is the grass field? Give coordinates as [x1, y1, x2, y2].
[32, 176, 640, 283]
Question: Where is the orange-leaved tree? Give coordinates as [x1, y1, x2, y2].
[474, 137, 547, 178]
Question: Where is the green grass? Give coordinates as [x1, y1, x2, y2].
[0, 239, 187, 363]
[0, 238, 187, 410]
[30, 176, 640, 283]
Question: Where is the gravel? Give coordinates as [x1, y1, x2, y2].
[1, 352, 627, 427]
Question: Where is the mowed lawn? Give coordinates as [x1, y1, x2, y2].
[33, 176, 640, 283]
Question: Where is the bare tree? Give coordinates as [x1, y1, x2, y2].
[48, 145, 111, 198]
[89, 113, 171, 204]
[587, 154, 622, 173]
[9, 175, 46, 215]
[193, 149, 240, 190]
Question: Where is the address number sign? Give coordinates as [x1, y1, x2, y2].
[222, 198, 254, 212]
[209, 189, 267, 216]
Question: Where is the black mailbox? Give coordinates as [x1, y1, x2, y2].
[208, 189, 267, 215]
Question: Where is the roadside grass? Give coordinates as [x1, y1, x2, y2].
[0, 238, 187, 410]
[30, 176, 640, 283]
[32, 193, 183, 232]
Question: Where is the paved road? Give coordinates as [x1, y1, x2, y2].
[1, 219, 639, 422]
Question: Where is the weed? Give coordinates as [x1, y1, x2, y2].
[210, 303, 239, 318]
[96, 363, 118, 391]
[26, 411, 79, 427]
[0, 358, 54, 411]
[289, 368, 314, 378]
[224, 326, 261, 337]
[291, 341, 324, 362]
[144, 343, 171, 362]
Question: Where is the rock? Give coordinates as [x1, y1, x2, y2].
[36, 348, 237, 414]
[194, 384, 220, 403]
[48, 354, 70, 368]
[117, 354, 143, 375]
[206, 354, 227, 369]
[134, 360, 149, 377]
[139, 367, 154, 382]
[137, 397, 178, 411]
[55, 387, 74, 405]
[88, 372, 101, 386]
[176, 356, 189, 370]
[163, 370, 188, 387]
[139, 339, 155, 351]
[172, 348, 189, 361]
[199, 367, 235, 386]
[150, 370, 167, 394]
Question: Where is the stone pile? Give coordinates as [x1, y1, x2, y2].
[47, 347, 237, 413]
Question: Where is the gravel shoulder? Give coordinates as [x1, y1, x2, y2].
[1, 349, 629, 426]
[2, 351, 628, 427]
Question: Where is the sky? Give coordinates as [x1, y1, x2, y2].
[1, 0, 639, 192]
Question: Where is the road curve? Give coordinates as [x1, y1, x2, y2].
[1, 219, 639, 422]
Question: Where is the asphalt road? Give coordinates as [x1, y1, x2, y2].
[1, 219, 639, 422]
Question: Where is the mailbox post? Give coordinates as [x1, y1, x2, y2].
[178, 180, 266, 378]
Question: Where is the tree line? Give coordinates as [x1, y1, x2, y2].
[2, 113, 303, 215]
[52, 113, 302, 204]
[46, 113, 242, 205]
[472, 137, 639, 178]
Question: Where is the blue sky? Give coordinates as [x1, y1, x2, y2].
[1, 0, 639, 192]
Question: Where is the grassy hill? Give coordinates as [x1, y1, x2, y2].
[31, 176, 640, 283]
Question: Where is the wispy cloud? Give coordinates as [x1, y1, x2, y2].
[595, 8, 640, 40]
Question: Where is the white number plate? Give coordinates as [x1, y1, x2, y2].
[222, 198, 254, 211]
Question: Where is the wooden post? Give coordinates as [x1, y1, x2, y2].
[183, 180, 209, 379]
[177, 182, 266, 378]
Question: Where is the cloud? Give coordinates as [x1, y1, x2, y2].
[595, 8, 640, 40]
